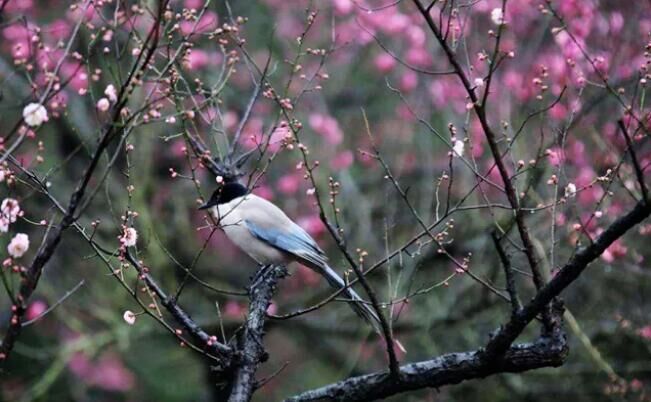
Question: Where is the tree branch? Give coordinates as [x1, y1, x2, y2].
[123, 252, 233, 361]
[491, 231, 522, 317]
[0, 0, 167, 365]
[286, 198, 650, 401]
[483, 198, 651, 357]
[411, 0, 550, 325]
[617, 119, 649, 203]
[285, 324, 567, 402]
[226, 265, 288, 402]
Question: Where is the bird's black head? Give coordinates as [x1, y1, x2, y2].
[198, 181, 248, 210]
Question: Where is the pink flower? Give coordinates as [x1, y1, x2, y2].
[601, 239, 627, 263]
[331, 150, 354, 170]
[254, 185, 274, 201]
[26, 300, 48, 321]
[333, 0, 353, 14]
[293, 267, 321, 287]
[68, 351, 135, 392]
[399, 70, 418, 92]
[546, 147, 563, 166]
[61, 61, 88, 92]
[123, 310, 136, 325]
[8, 233, 29, 258]
[47, 19, 72, 41]
[104, 84, 117, 103]
[1, 198, 21, 226]
[223, 301, 245, 318]
[549, 103, 567, 120]
[179, 11, 218, 35]
[630, 379, 644, 391]
[184, 49, 210, 70]
[379, 12, 409, 35]
[120, 227, 138, 247]
[309, 113, 343, 145]
[405, 46, 431, 67]
[638, 325, 651, 340]
[296, 215, 325, 237]
[405, 26, 426, 47]
[373, 53, 396, 73]
[277, 174, 301, 194]
[96, 98, 110, 112]
[184, 0, 205, 8]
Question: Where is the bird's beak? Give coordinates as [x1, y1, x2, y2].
[198, 201, 215, 210]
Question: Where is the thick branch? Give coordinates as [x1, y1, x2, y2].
[286, 325, 567, 402]
[5, 157, 234, 364]
[227, 265, 288, 402]
[483, 198, 651, 357]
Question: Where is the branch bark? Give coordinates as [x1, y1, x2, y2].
[226, 265, 288, 402]
[286, 324, 567, 402]
[123, 252, 233, 362]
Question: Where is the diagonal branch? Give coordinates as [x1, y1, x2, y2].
[483, 198, 651, 357]
[123, 252, 233, 361]
[617, 119, 649, 203]
[6, 155, 233, 363]
[0, 0, 167, 365]
[286, 198, 650, 401]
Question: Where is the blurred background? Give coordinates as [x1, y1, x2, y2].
[1, 0, 650, 401]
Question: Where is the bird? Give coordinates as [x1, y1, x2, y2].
[199, 180, 383, 333]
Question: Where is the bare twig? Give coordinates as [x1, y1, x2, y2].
[411, 0, 551, 330]
[21, 280, 86, 327]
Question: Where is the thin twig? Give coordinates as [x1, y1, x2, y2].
[21, 280, 86, 327]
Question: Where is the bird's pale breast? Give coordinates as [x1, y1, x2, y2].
[212, 196, 290, 265]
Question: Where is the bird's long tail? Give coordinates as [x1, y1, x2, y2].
[305, 262, 406, 352]
[318, 263, 383, 335]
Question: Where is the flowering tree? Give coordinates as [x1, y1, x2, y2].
[0, 0, 650, 401]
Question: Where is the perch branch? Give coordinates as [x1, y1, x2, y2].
[227, 265, 288, 402]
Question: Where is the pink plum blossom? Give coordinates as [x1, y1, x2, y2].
[8, 233, 29, 258]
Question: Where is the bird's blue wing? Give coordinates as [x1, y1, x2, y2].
[244, 219, 327, 267]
